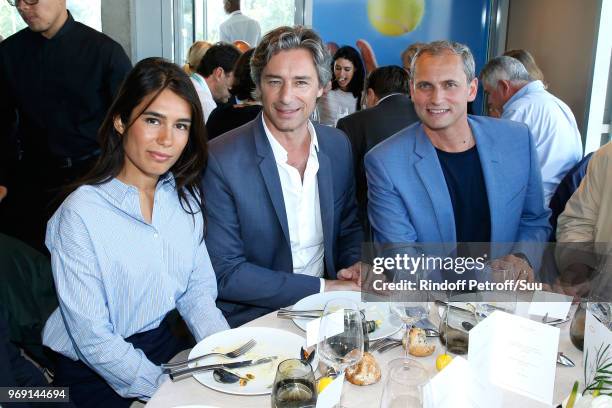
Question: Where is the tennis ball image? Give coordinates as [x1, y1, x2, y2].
[367, 0, 425, 36]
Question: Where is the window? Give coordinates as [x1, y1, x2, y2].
[0, 0, 101, 40]
[195, 0, 299, 44]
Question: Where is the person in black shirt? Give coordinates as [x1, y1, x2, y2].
[0, 0, 132, 253]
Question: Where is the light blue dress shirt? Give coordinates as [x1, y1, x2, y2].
[43, 174, 229, 399]
[502, 80, 583, 204]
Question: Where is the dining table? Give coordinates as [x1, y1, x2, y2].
[146, 303, 582, 408]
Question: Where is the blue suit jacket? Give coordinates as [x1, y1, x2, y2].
[202, 115, 362, 327]
[365, 116, 551, 253]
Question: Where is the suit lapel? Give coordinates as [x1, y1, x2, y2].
[316, 146, 335, 277]
[413, 128, 456, 242]
[253, 115, 291, 246]
[469, 117, 501, 242]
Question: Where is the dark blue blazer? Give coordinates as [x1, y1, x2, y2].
[202, 114, 362, 327]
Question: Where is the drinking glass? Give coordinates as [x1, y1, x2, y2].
[271, 359, 317, 408]
[389, 270, 430, 357]
[438, 300, 478, 355]
[317, 298, 364, 407]
[475, 260, 518, 316]
[380, 358, 429, 408]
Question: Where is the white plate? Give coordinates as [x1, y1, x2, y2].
[291, 291, 403, 340]
[188, 327, 313, 396]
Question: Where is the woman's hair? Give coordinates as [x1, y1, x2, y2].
[331, 46, 366, 109]
[72, 57, 208, 237]
[230, 48, 256, 101]
[503, 49, 546, 85]
[184, 41, 212, 75]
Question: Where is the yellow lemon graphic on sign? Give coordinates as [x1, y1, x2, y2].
[367, 0, 425, 36]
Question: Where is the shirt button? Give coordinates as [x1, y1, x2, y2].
[153, 233, 159, 238]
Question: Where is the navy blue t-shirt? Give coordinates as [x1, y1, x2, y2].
[436, 146, 491, 243]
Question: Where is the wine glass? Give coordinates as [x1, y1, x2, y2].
[389, 270, 430, 357]
[271, 359, 317, 408]
[317, 298, 364, 407]
[380, 358, 429, 408]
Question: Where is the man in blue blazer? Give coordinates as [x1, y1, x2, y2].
[202, 26, 363, 327]
[365, 41, 551, 276]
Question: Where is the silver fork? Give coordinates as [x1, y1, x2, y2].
[378, 341, 403, 353]
[161, 339, 257, 372]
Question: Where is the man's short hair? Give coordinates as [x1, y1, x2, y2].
[224, 0, 240, 11]
[196, 42, 241, 78]
[411, 40, 476, 84]
[250, 25, 332, 97]
[366, 66, 410, 98]
[480, 56, 532, 89]
[401, 42, 425, 74]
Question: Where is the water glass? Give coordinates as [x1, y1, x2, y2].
[271, 359, 317, 408]
[317, 298, 364, 407]
[380, 358, 429, 408]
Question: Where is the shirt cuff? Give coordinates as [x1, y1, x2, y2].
[319, 278, 325, 293]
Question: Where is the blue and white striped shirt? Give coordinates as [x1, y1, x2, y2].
[43, 174, 229, 399]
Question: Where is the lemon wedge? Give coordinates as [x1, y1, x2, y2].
[436, 354, 453, 372]
[317, 376, 334, 393]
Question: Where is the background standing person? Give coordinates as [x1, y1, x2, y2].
[0, 0, 132, 254]
[219, 0, 261, 47]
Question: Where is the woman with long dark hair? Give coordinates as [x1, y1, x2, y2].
[42, 57, 228, 407]
[316, 45, 365, 126]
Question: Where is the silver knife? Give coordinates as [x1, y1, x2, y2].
[557, 352, 575, 367]
[169, 356, 277, 381]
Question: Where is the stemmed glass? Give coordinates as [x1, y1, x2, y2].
[380, 358, 429, 408]
[317, 298, 364, 407]
[389, 270, 430, 357]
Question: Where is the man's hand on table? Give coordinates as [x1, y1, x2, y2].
[327, 262, 362, 291]
[499, 254, 535, 283]
[0, 185, 7, 203]
[337, 261, 362, 285]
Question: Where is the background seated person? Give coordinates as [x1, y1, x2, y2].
[206, 48, 262, 140]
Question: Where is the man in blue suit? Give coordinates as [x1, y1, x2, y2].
[365, 41, 551, 277]
[202, 26, 363, 327]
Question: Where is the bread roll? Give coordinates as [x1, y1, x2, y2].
[345, 352, 381, 386]
[402, 327, 435, 357]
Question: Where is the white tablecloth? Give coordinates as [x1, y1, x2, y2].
[147, 307, 581, 408]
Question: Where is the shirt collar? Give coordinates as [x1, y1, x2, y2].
[503, 80, 545, 110]
[229, 10, 242, 16]
[45, 10, 76, 41]
[261, 115, 319, 165]
[101, 173, 176, 203]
